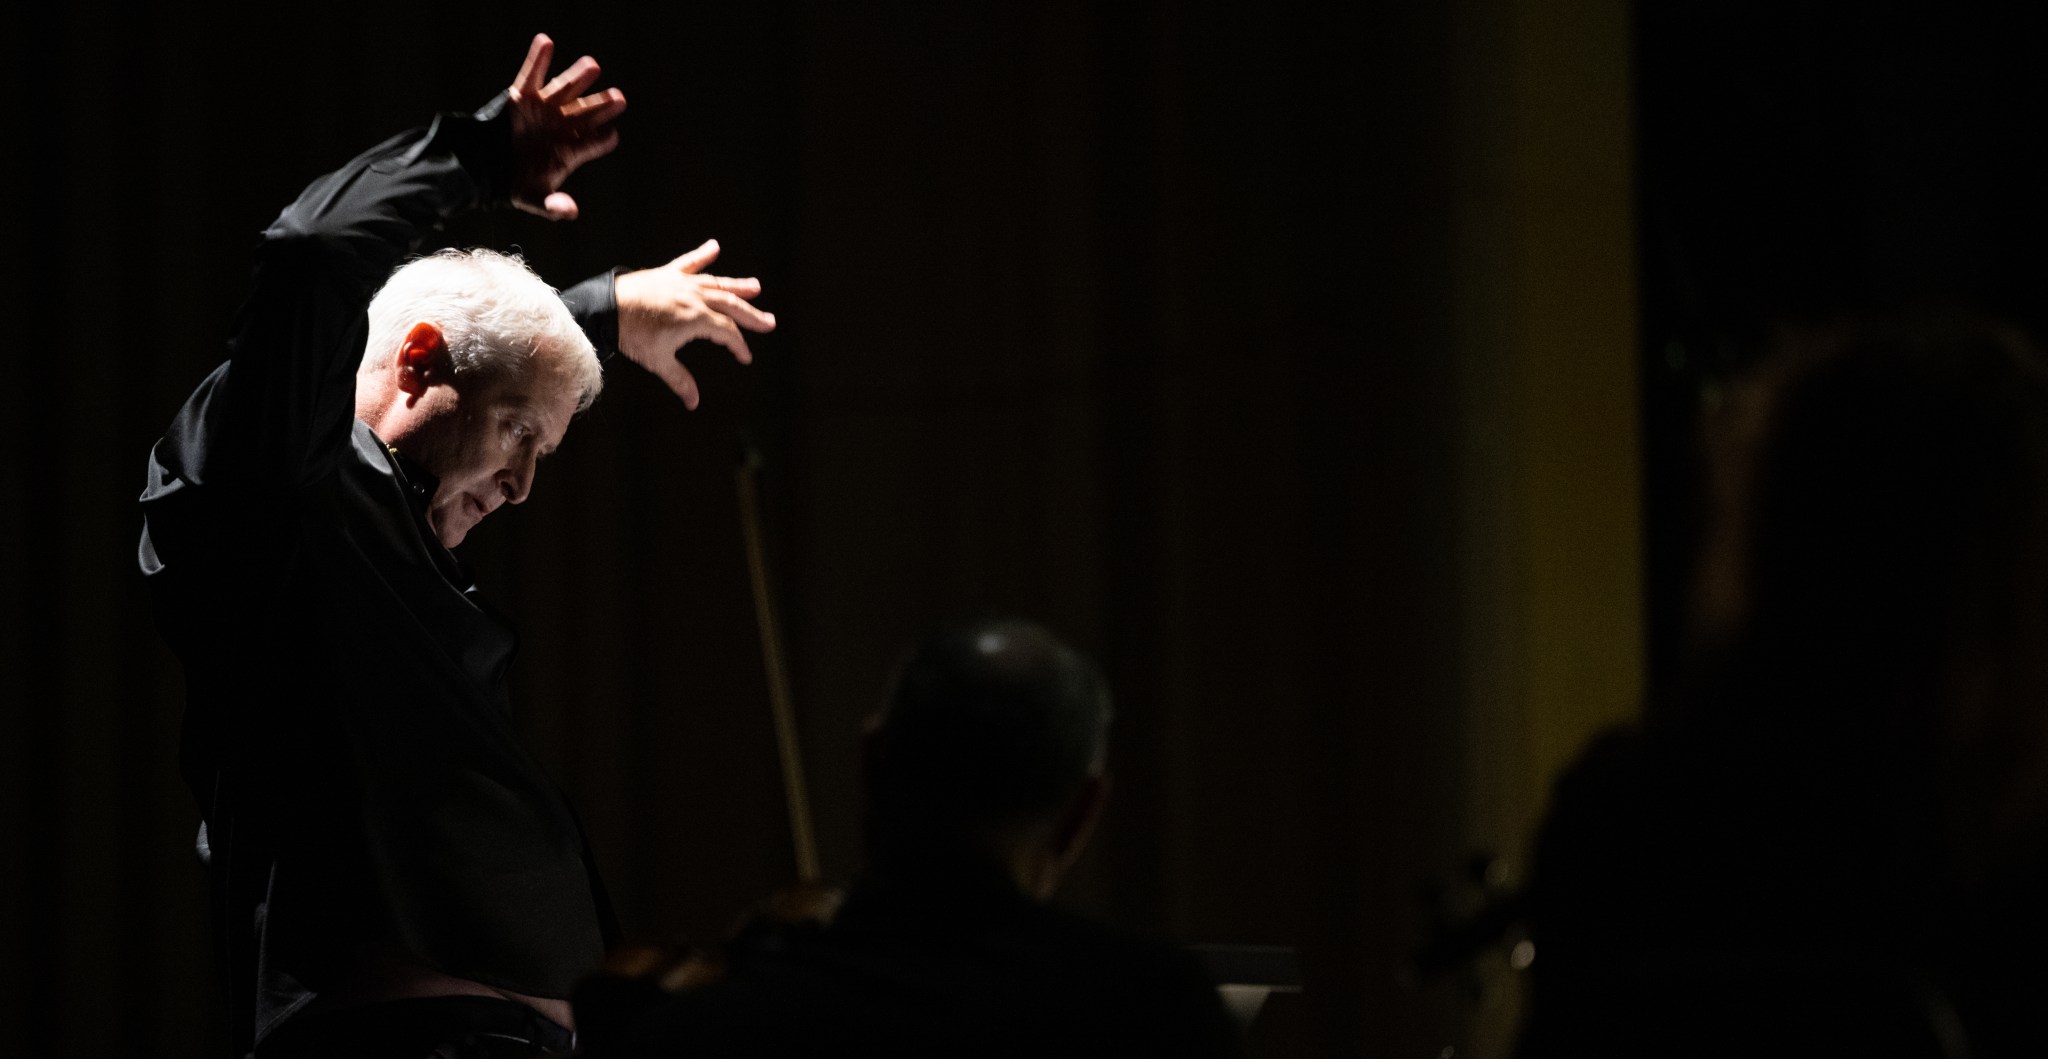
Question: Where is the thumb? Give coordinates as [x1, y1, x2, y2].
[669, 239, 720, 274]
[544, 191, 581, 221]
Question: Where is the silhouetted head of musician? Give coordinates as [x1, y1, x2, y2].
[1686, 316, 2048, 896]
[863, 618, 1114, 900]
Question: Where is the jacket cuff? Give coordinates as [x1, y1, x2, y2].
[445, 92, 517, 209]
[560, 268, 622, 362]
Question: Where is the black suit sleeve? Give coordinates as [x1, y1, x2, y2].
[166, 98, 515, 492]
[560, 268, 621, 363]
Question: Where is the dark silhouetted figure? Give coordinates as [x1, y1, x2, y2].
[580, 618, 1244, 1058]
[1519, 320, 2048, 1058]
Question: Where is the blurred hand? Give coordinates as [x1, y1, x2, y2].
[614, 240, 777, 409]
[504, 33, 628, 220]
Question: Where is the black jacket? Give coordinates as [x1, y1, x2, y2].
[586, 865, 1245, 1059]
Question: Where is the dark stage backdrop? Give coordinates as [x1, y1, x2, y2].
[1636, 0, 2048, 687]
[1, 2, 1641, 1056]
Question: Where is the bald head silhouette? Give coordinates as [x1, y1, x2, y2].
[863, 618, 1113, 897]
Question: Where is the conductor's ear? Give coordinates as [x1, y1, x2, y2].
[395, 322, 450, 394]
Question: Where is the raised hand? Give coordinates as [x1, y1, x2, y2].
[505, 34, 628, 220]
[614, 240, 777, 409]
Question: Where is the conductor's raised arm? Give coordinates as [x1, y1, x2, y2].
[613, 240, 778, 409]
[503, 33, 628, 221]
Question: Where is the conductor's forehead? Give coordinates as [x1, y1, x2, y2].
[486, 353, 581, 427]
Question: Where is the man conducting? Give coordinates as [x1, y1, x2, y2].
[138, 35, 773, 1059]
[581, 618, 1244, 1057]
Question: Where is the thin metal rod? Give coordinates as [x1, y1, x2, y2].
[735, 448, 821, 883]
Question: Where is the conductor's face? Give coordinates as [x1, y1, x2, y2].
[407, 361, 580, 548]
[363, 320, 585, 549]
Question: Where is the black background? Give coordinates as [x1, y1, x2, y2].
[8, 1, 2045, 1055]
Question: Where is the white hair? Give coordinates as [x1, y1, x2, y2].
[362, 248, 603, 411]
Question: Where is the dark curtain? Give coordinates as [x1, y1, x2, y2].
[2, 2, 1639, 1055]
[1637, 0, 2048, 684]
